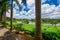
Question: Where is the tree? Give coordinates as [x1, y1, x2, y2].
[22, 19, 29, 24]
[50, 20, 58, 26]
[31, 19, 35, 22]
[0, 0, 9, 27]
[14, 0, 22, 11]
[34, 0, 43, 40]
[2, 7, 6, 27]
[10, 0, 13, 30]
[0, 0, 27, 30]
[10, 0, 27, 30]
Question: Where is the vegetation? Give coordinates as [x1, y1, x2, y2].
[0, 0, 60, 40]
[4, 18, 60, 40]
[5, 21, 60, 40]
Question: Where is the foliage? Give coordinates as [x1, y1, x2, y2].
[14, 23, 24, 32]
[12, 23, 60, 40]
[0, 0, 9, 16]
[5, 19, 60, 40]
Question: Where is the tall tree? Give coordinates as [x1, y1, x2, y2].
[34, 0, 43, 40]
[0, 0, 22, 28]
[2, 6, 6, 27]
[0, 0, 26, 29]
[10, 0, 13, 30]
[0, 0, 9, 27]
[10, 0, 23, 30]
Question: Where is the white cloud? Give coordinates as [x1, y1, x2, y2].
[6, 0, 60, 19]
[42, 4, 60, 19]
[42, 0, 47, 3]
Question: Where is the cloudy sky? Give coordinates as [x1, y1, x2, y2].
[6, 0, 60, 19]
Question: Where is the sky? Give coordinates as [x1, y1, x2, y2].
[6, 0, 60, 19]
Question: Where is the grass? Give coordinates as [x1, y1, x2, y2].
[21, 24, 60, 33]
[6, 21, 60, 33]
[5, 21, 60, 40]
[22, 24, 35, 32]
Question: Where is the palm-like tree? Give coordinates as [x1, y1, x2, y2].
[10, 0, 27, 30]
[10, 0, 13, 30]
[2, 5, 6, 27]
[0, 0, 43, 40]
[34, 0, 43, 40]
[0, 0, 26, 29]
[0, 0, 9, 27]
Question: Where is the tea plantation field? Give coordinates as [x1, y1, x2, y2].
[6, 22, 60, 40]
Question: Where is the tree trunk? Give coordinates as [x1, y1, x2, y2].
[2, 4, 6, 27]
[10, 0, 13, 30]
[34, 0, 43, 40]
[0, 12, 1, 21]
[2, 10, 6, 27]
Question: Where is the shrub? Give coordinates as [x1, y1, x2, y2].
[14, 23, 24, 31]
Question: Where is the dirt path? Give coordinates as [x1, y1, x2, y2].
[0, 28, 8, 36]
[0, 28, 25, 40]
[0, 28, 33, 40]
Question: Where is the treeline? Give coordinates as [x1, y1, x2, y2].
[42, 18, 60, 26]
[7, 17, 60, 25]
[6, 17, 35, 24]
[42, 18, 60, 23]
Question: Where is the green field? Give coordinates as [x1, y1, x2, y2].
[20, 24, 60, 40]
[6, 21, 60, 40]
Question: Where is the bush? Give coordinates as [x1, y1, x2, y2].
[7, 23, 60, 40]
[42, 32, 56, 40]
[14, 23, 24, 31]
